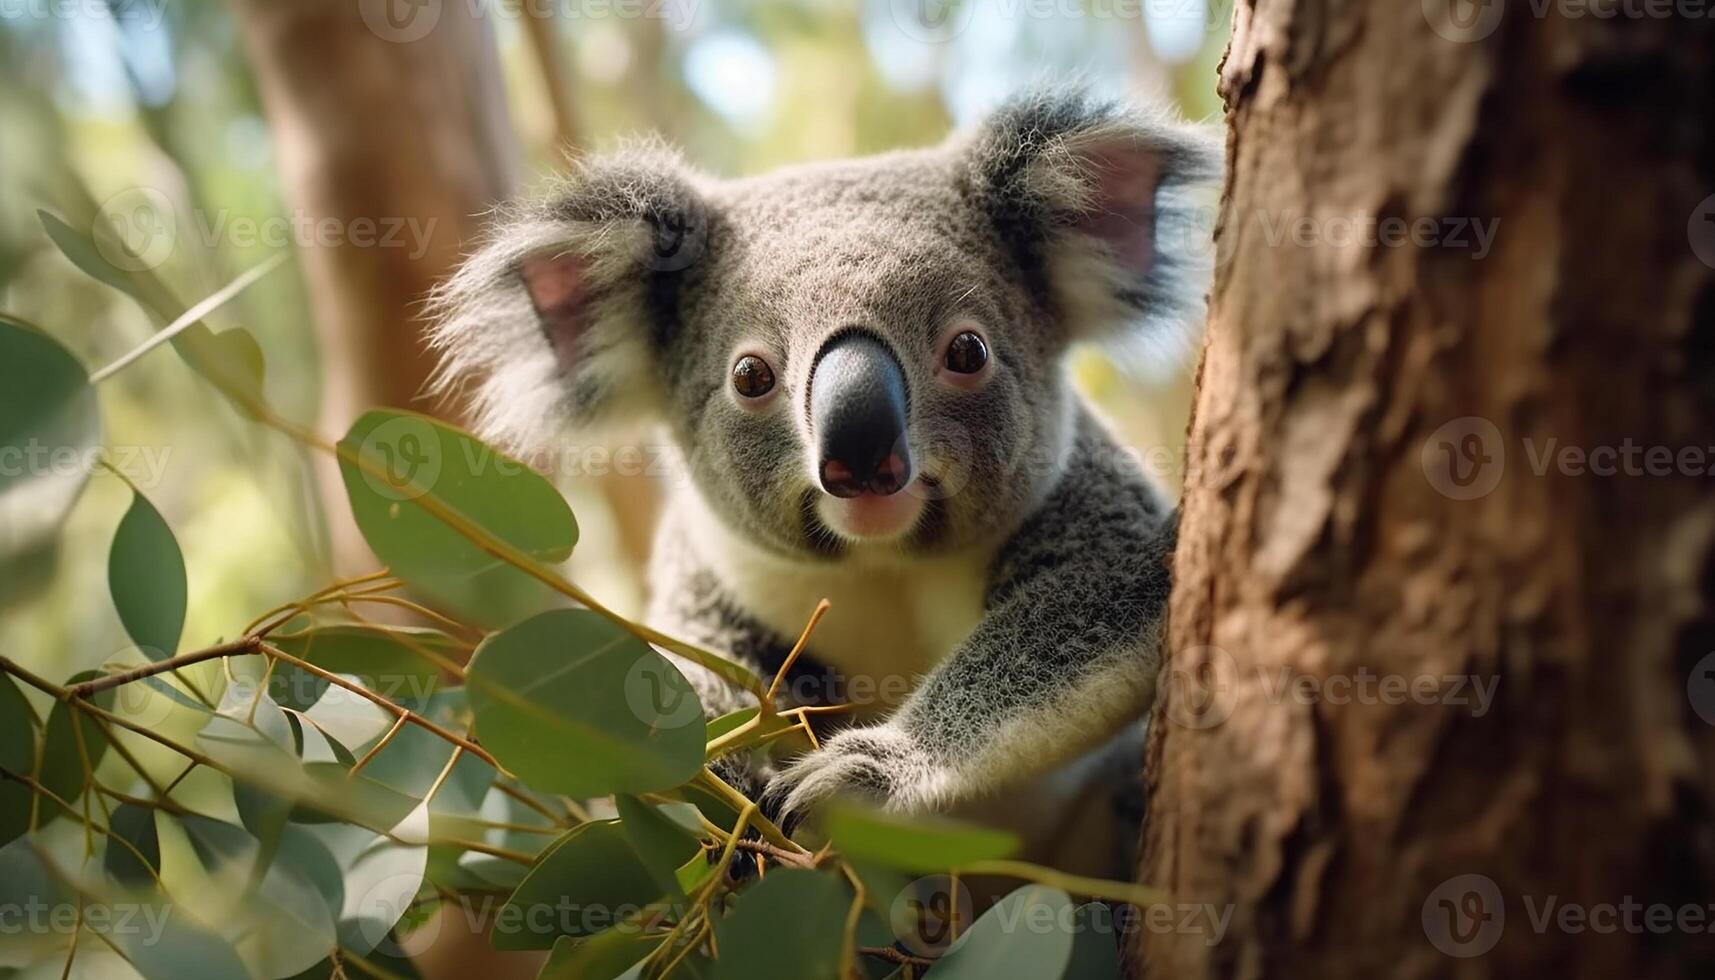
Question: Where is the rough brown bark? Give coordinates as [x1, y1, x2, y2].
[231, 0, 518, 570]
[1136, 2, 1715, 977]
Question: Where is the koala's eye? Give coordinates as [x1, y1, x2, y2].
[944, 331, 989, 375]
[731, 355, 776, 399]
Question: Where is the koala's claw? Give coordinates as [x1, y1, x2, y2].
[760, 725, 941, 833]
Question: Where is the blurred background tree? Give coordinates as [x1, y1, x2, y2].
[0, 0, 1225, 697]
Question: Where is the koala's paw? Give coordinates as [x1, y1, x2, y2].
[760, 725, 945, 833]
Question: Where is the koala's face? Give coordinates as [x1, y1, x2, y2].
[431, 91, 1220, 561]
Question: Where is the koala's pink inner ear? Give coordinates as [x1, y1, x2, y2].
[1073, 143, 1164, 276]
[520, 251, 588, 371]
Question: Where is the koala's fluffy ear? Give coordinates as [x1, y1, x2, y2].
[962, 90, 1223, 358]
[427, 145, 709, 450]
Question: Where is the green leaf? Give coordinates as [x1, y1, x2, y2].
[0, 675, 37, 846]
[38, 208, 156, 304]
[37, 210, 270, 415]
[499, 821, 663, 951]
[705, 707, 758, 742]
[0, 836, 70, 963]
[0, 315, 100, 566]
[1063, 903, 1123, 980]
[540, 930, 661, 980]
[35, 670, 116, 819]
[103, 803, 160, 886]
[711, 868, 849, 980]
[825, 805, 1019, 873]
[267, 625, 454, 711]
[923, 886, 1075, 980]
[614, 795, 702, 901]
[180, 815, 341, 977]
[108, 487, 187, 660]
[337, 409, 578, 626]
[467, 609, 705, 799]
[175, 322, 268, 418]
[110, 901, 255, 980]
[673, 850, 714, 896]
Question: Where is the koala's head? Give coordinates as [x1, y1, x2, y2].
[430, 90, 1220, 561]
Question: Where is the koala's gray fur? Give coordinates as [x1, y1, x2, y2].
[430, 89, 1220, 875]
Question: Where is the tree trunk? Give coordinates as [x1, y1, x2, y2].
[231, 0, 518, 571]
[1136, 2, 1715, 977]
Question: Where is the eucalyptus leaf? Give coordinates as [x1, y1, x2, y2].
[0, 675, 37, 846]
[0, 315, 100, 567]
[267, 625, 455, 711]
[180, 815, 340, 978]
[711, 868, 850, 980]
[103, 803, 160, 886]
[614, 795, 702, 901]
[36, 210, 270, 414]
[467, 609, 705, 799]
[825, 805, 1019, 873]
[337, 410, 578, 626]
[498, 821, 663, 951]
[110, 901, 255, 980]
[923, 886, 1075, 980]
[108, 487, 187, 659]
[35, 670, 115, 819]
[1064, 903, 1124, 980]
[540, 930, 661, 980]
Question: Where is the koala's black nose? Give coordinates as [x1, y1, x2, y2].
[809, 330, 913, 498]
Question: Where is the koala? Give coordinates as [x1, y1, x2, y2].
[430, 89, 1221, 875]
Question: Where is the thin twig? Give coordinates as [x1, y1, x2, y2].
[67, 636, 262, 698]
[732, 838, 816, 870]
[858, 946, 936, 969]
[257, 641, 502, 772]
[348, 714, 410, 776]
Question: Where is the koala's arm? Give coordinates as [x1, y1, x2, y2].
[765, 421, 1176, 823]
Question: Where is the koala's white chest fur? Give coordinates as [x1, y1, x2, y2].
[676, 488, 994, 714]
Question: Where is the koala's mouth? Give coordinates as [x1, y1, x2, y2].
[816, 486, 926, 541]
